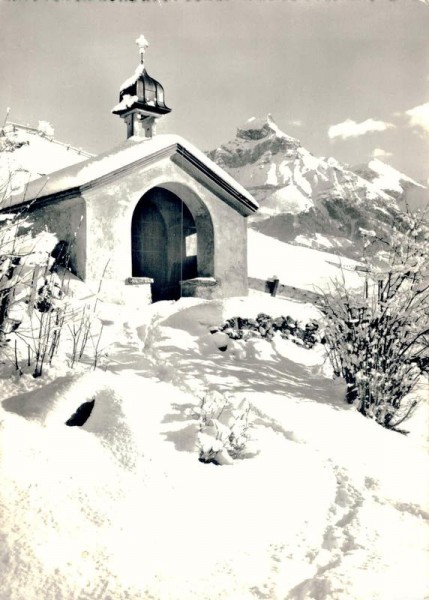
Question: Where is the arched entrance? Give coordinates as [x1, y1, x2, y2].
[131, 187, 199, 301]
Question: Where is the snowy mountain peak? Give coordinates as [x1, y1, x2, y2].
[207, 114, 301, 172]
[368, 158, 424, 187]
[352, 158, 426, 201]
[237, 114, 296, 143]
[207, 116, 417, 258]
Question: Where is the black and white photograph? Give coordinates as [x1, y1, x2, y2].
[0, 1, 428, 598]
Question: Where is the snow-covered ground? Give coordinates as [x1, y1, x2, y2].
[248, 229, 362, 292]
[1, 289, 428, 600]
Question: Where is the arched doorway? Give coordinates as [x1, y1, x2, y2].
[131, 187, 198, 301]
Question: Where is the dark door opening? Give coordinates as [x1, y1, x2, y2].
[131, 188, 198, 301]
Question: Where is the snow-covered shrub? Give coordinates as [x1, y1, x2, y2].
[188, 391, 252, 465]
[0, 211, 58, 336]
[0, 128, 105, 375]
[216, 313, 320, 348]
[320, 212, 429, 431]
[0, 215, 104, 375]
[2, 239, 70, 377]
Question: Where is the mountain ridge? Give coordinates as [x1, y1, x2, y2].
[208, 115, 426, 257]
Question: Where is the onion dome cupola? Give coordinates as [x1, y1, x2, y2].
[112, 34, 171, 139]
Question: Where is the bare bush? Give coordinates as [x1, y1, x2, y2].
[320, 212, 429, 431]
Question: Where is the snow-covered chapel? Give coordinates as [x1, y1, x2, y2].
[5, 35, 258, 304]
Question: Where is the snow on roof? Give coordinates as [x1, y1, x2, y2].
[0, 122, 93, 200]
[119, 63, 145, 93]
[111, 94, 139, 114]
[4, 134, 258, 213]
[3, 122, 93, 161]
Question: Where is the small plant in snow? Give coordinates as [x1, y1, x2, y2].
[188, 391, 252, 465]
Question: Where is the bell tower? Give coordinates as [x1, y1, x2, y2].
[112, 34, 171, 139]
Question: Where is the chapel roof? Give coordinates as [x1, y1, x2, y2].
[0, 121, 93, 199]
[3, 134, 259, 216]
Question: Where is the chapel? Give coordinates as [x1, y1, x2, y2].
[4, 35, 258, 304]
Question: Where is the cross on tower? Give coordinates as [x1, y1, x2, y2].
[136, 34, 149, 63]
[113, 33, 171, 139]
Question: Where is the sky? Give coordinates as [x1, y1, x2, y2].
[1, 0, 428, 182]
